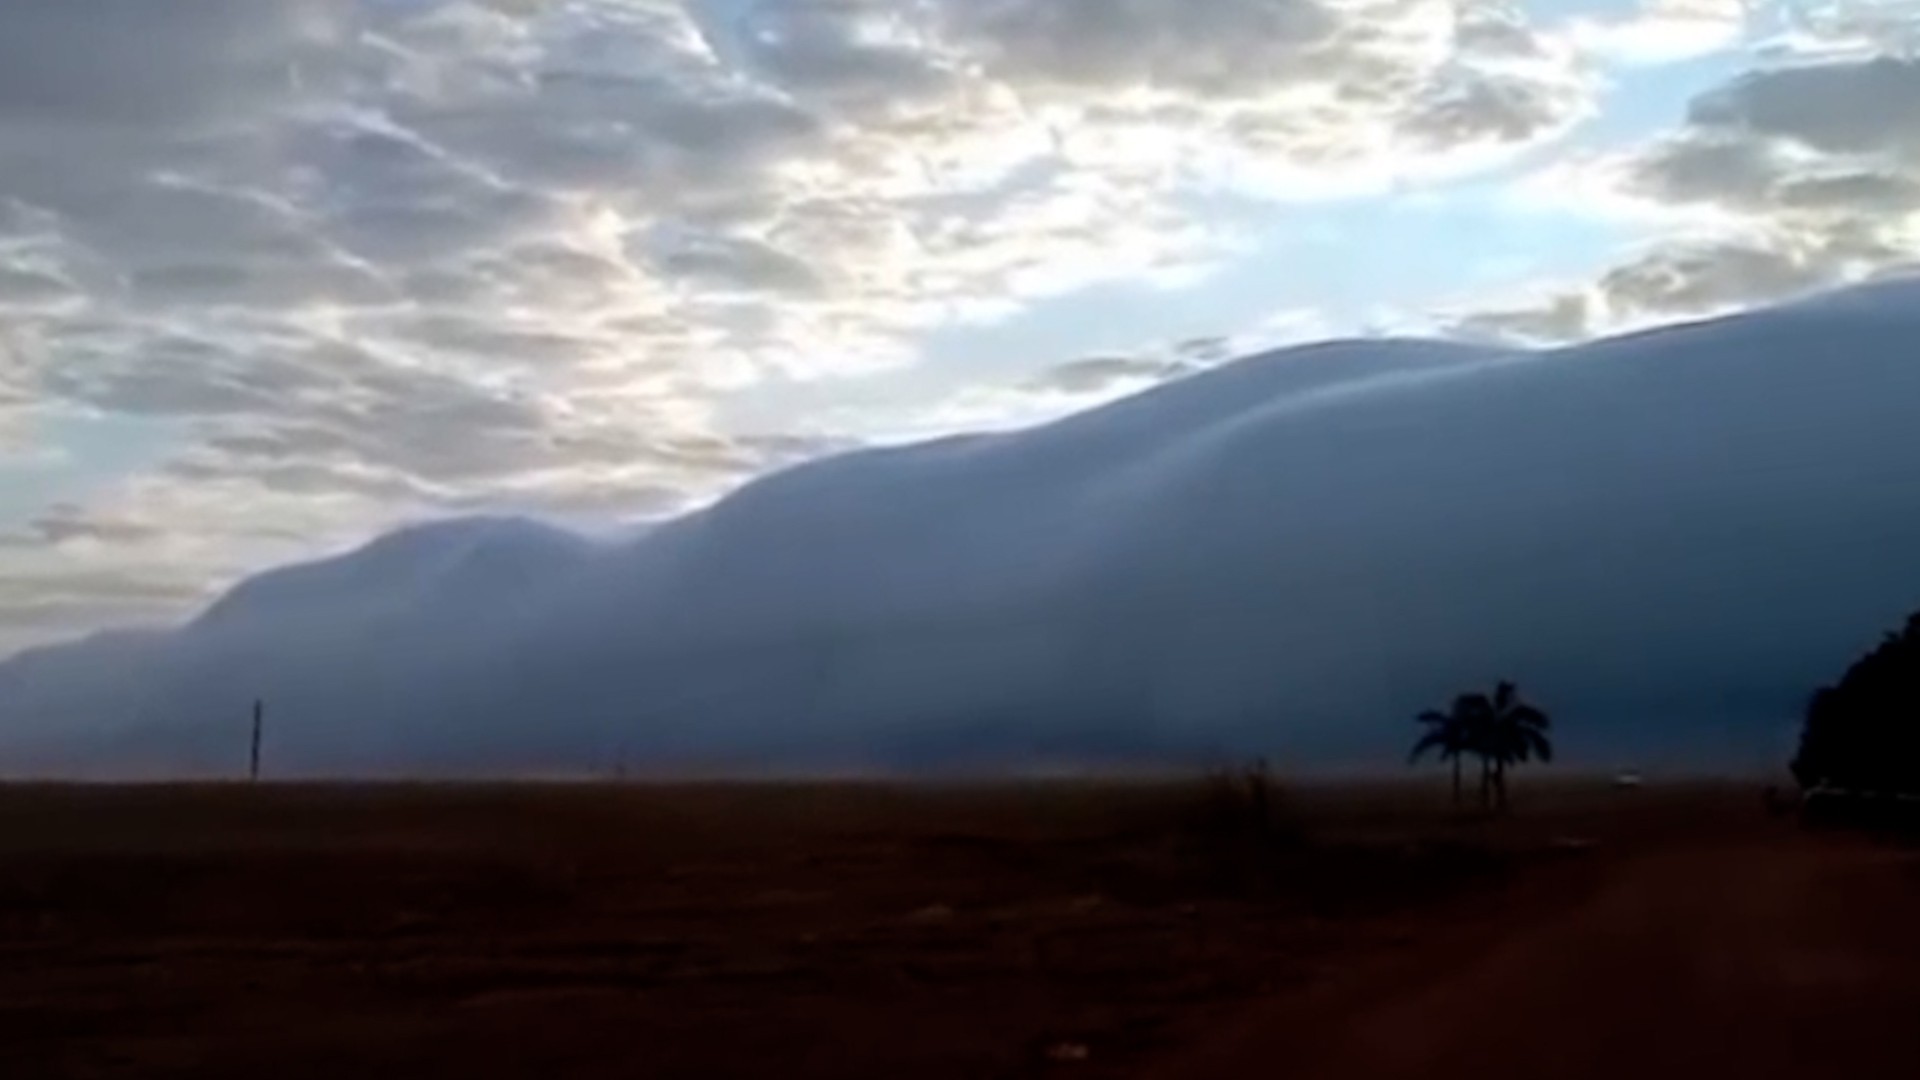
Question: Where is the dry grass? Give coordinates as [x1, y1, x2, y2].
[0, 777, 1755, 1079]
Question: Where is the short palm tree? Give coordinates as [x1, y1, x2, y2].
[1410, 693, 1491, 808]
[1411, 681, 1553, 811]
[1482, 680, 1552, 811]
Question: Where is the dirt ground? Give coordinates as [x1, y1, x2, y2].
[0, 780, 1914, 1079]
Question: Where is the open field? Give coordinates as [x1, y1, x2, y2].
[0, 779, 1915, 1079]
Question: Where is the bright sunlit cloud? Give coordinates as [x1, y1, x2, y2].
[1, 0, 1918, 654]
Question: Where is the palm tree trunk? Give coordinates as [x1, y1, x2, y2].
[1451, 757, 1461, 807]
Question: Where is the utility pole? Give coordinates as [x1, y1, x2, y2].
[249, 699, 264, 783]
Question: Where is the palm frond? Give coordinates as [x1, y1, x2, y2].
[1409, 729, 1452, 763]
[1521, 727, 1553, 762]
[1508, 705, 1551, 731]
[1454, 693, 1494, 719]
[1493, 680, 1517, 712]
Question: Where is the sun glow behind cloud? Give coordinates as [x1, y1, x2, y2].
[0, 0, 1917, 653]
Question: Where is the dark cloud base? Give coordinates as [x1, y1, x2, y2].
[4, 279, 1919, 776]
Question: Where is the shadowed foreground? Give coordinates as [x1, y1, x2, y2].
[0, 782, 1915, 1078]
[1161, 819, 1920, 1079]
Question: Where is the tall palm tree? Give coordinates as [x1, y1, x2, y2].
[1482, 680, 1552, 811]
[1410, 693, 1491, 808]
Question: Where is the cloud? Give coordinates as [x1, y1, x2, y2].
[737, 0, 963, 114]
[1615, 58, 1920, 293]
[1029, 356, 1198, 396]
[932, 0, 1341, 94]
[1687, 54, 1920, 156]
[0, 0, 1599, 650]
[635, 225, 824, 294]
[1, 503, 166, 548]
[1595, 237, 1838, 319]
[1766, 0, 1920, 56]
[1450, 291, 1595, 344]
[947, 0, 1594, 195]
[10, 282, 1920, 774]
[817, 311, 1334, 443]
[1487, 46, 1920, 337]
[1569, 0, 1750, 64]
[0, 1, 341, 129]
[0, 570, 204, 643]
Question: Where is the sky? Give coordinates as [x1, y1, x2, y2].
[0, 0, 1917, 656]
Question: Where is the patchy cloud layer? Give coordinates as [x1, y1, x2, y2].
[0, 0, 1606, 651]
[2, 0, 1918, 656]
[1477, 2, 1920, 342]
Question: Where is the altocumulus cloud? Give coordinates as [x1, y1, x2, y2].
[0, 0, 1600, 652]
[1475, 3, 1920, 342]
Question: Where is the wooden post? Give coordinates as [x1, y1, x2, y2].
[249, 699, 264, 782]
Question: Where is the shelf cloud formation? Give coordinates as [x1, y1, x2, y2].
[1, 2, 1918, 771]
[6, 282, 1920, 775]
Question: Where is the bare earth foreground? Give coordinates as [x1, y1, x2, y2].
[1, 781, 1916, 1079]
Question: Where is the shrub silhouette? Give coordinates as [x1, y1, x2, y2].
[1792, 612, 1920, 793]
[1194, 758, 1292, 840]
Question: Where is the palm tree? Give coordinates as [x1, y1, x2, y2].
[1411, 682, 1554, 811]
[1410, 693, 1491, 808]
[1482, 680, 1552, 811]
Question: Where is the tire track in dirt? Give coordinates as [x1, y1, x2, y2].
[1156, 833, 1920, 1080]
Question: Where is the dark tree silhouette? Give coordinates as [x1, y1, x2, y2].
[1410, 695, 1487, 808]
[1482, 680, 1552, 811]
[1411, 681, 1552, 811]
[1792, 611, 1920, 793]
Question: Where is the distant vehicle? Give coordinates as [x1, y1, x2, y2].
[1611, 770, 1644, 790]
